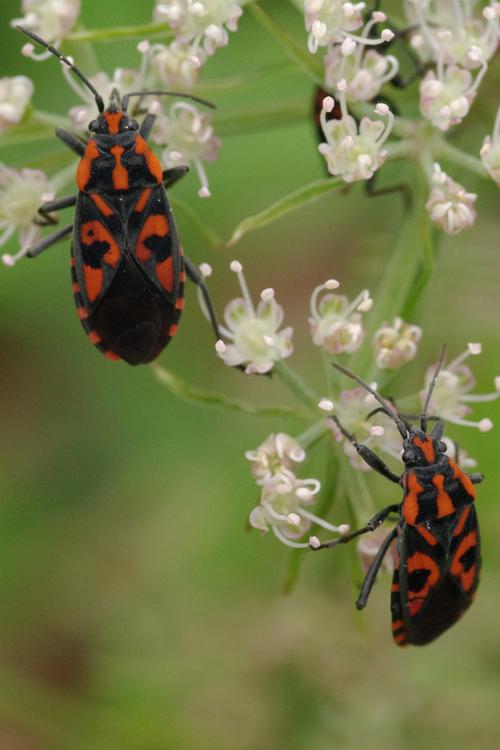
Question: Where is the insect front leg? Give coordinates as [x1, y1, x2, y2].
[330, 415, 401, 484]
[184, 255, 220, 341]
[55, 127, 85, 156]
[311, 504, 400, 551]
[37, 195, 77, 226]
[468, 473, 484, 485]
[27, 224, 73, 258]
[356, 526, 399, 610]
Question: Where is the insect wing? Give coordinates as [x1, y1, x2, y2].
[128, 184, 182, 302]
[397, 507, 480, 645]
[73, 192, 124, 312]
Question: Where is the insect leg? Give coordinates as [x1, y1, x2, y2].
[37, 195, 77, 226]
[330, 415, 401, 483]
[356, 526, 398, 610]
[162, 166, 189, 190]
[139, 112, 156, 139]
[468, 473, 484, 485]
[55, 127, 85, 156]
[184, 255, 220, 340]
[311, 504, 400, 550]
[26, 224, 73, 258]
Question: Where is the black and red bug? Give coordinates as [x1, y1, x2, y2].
[12, 26, 220, 365]
[311, 353, 484, 646]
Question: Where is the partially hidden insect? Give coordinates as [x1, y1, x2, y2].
[13, 26, 221, 365]
[311, 352, 484, 646]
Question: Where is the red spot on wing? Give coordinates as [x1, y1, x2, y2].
[449, 459, 476, 499]
[105, 350, 120, 361]
[134, 135, 163, 183]
[406, 551, 440, 616]
[76, 139, 100, 191]
[110, 145, 129, 190]
[175, 295, 185, 310]
[77, 307, 89, 319]
[135, 214, 169, 264]
[403, 472, 424, 525]
[432, 474, 456, 518]
[168, 323, 178, 337]
[88, 331, 101, 344]
[156, 257, 174, 292]
[416, 525, 438, 546]
[83, 266, 103, 304]
[453, 506, 471, 538]
[81, 221, 120, 267]
[91, 193, 114, 217]
[134, 188, 152, 213]
[450, 531, 478, 592]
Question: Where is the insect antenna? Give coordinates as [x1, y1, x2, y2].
[16, 25, 105, 113]
[332, 362, 408, 438]
[421, 345, 447, 432]
[122, 90, 216, 111]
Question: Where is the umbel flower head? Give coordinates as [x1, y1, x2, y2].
[143, 40, 203, 90]
[309, 278, 372, 354]
[247, 434, 349, 548]
[152, 102, 220, 197]
[205, 261, 293, 374]
[245, 433, 305, 485]
[373, 317, 422, 370]
[419, 63, 485, 132]
[422, 343, 499, 431]
[154, 0, 243, 58]
[318, 91, 394, 182]
[304, 3, 394, 54]
[12, 0, 81, 53]
[0, 165, 52, 267]
[324, 45, 399, 103]
[426, 163, 477, 235]
[0, 76, 34, 133]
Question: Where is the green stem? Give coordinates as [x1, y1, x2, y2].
[66, 22, 174, 43]
[433, 140, 488, 178]
[296, 419, 330, 451]
[249, 3, 324, 85]
[151, 363, 310, 418]
[273, 360, 320, 412]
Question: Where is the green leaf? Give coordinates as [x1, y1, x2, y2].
[151, 364, 311, 419]
[249, 3, 324, 85]
[66, 22, 174, 43]
[226, 177, 343, 246]
[169, 196, 224, 250]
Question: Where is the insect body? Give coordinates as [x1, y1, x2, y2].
[14, 26, 220, 365]
[313, 357, 484, 646]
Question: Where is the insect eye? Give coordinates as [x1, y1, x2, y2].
[89, 120, 99, 132]
[439, 441, 447, 453]
[129, 120, 139, 131]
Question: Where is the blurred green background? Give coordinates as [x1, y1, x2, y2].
[1, 2, 499, 748]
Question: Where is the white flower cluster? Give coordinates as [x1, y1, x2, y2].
[154, 0, 243, 59]
[405, 0, 499, 131]
[247, 433, 349, 548]
[12, 0, 80, 54]
[0, 76, 33, 132]
[426, 163, 477, 235]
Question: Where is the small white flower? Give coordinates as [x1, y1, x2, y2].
[249, 467, 348, 548]
[147, 41, 203, 89]
[419, 65, 483, 131]
[304, 3, 393, 54]
[154, 0, 243, 58]
[421, 343, 499, 430]
[207, 262, 293, 374]
[426, 164, 477, 235]
[0, 165, 50, 266]
[318, 93, 393, 182]
[309, 279, 371, 355]
[245, 433, 305, 485]
[152, 102, 220, 197]
[0, 76, 34, 132]
[405, 0, 499, 69]
[480, 106, 500, 186]
[324, 46, 399, 102]
[328, 388, 401, 471]
[373, 317, 422, 370]
[12, 0, 80, 51]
